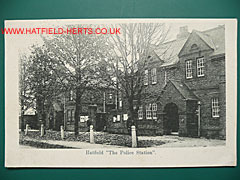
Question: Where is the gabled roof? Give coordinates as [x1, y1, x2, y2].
[194, 30, 216, 50]
[153, 25, 225, 67]
[202, 25, 225, 56]
[154, 37, 188, 67]
[170, 80, 198, 100]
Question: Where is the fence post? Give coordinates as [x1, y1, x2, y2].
[60, 125, 64, 140]
[90, 125, 94, 144]
[25, 124, 29, 135]
[131, 126, 137, 148]
[40, 124, 44, 137]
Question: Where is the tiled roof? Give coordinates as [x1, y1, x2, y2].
[154, 25, 225, 67]
[202, 25, 225, 56]
[154, 37, 188, 67]
[194, 30, 216, 50]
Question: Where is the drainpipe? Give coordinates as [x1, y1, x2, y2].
[197, 101, 201, 137]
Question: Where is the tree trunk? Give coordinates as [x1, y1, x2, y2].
[127, 98, 134, 134]
[74, 88, 81, 136]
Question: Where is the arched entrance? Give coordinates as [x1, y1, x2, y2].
[164, 103, 179, 135]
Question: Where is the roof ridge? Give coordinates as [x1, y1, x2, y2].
[202, 25, 225, 33]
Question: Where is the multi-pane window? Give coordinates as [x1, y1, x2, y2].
[197, 57, 204, 77]
[151, 68, 157, 84]
[152, 103, 157, 119]
[138, 106, 143, 120]
[67, 109, 75, 122]
[186, 60, 193, 79]
[146, 104, 152, 119]
[212, 98, 220, 117]
[144, 69, 148, 85]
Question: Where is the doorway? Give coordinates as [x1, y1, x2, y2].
[164, 103, 179, 134]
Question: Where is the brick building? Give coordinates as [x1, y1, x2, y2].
[107, 25, 226, 139]
[64, 87, 117, 132]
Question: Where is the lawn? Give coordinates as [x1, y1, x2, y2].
[19, 130, 166, 148]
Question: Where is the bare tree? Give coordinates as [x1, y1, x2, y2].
[42, 25, 109, 136]
[104, 23, 169, 132]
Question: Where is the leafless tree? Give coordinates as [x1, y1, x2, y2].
[104, 23, 169, 132]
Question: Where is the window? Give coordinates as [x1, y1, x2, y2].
[69, 90, 73, 101]
[197, 57, 204, 77]
[151, 68, 157, 84]
[191, 44, 198, 50]
[80, 116, 85, 123]
[186, 60, 193, 79]
[71, 109, 75, 121]
[109, 93, 113, 103]
[146, 104, 152, 120]
[67, 109, 75, 122]
[123, 114, 128, 121]
[117, 115, 121, 122]
[119, 99, 122, 108]
[152, 103, 157, 119]
[144, 69, 148, 85]
[67, 110, 71, 122]
[138, 106, 143, 120]
[164, 70, 167, 85]
[212, 98, 220, 117]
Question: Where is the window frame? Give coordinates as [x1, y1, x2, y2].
[146, 104, 152, 120]
[152, 103, 157, 119]
[197, 57, 205, 77]
[212, 97, 220, 118]
[144, 69, 148, 86]
[151, 68, 157, 84]
[138, 106, 143, 120]
[69, 90, 73, 101]
[185, 60, 193, 79]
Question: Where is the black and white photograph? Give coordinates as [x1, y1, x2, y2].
[5, 19, 237, 167]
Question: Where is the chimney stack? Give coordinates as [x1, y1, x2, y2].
[177, 26, 189, 39]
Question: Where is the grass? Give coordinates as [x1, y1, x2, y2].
[19, 130, 166, 148]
